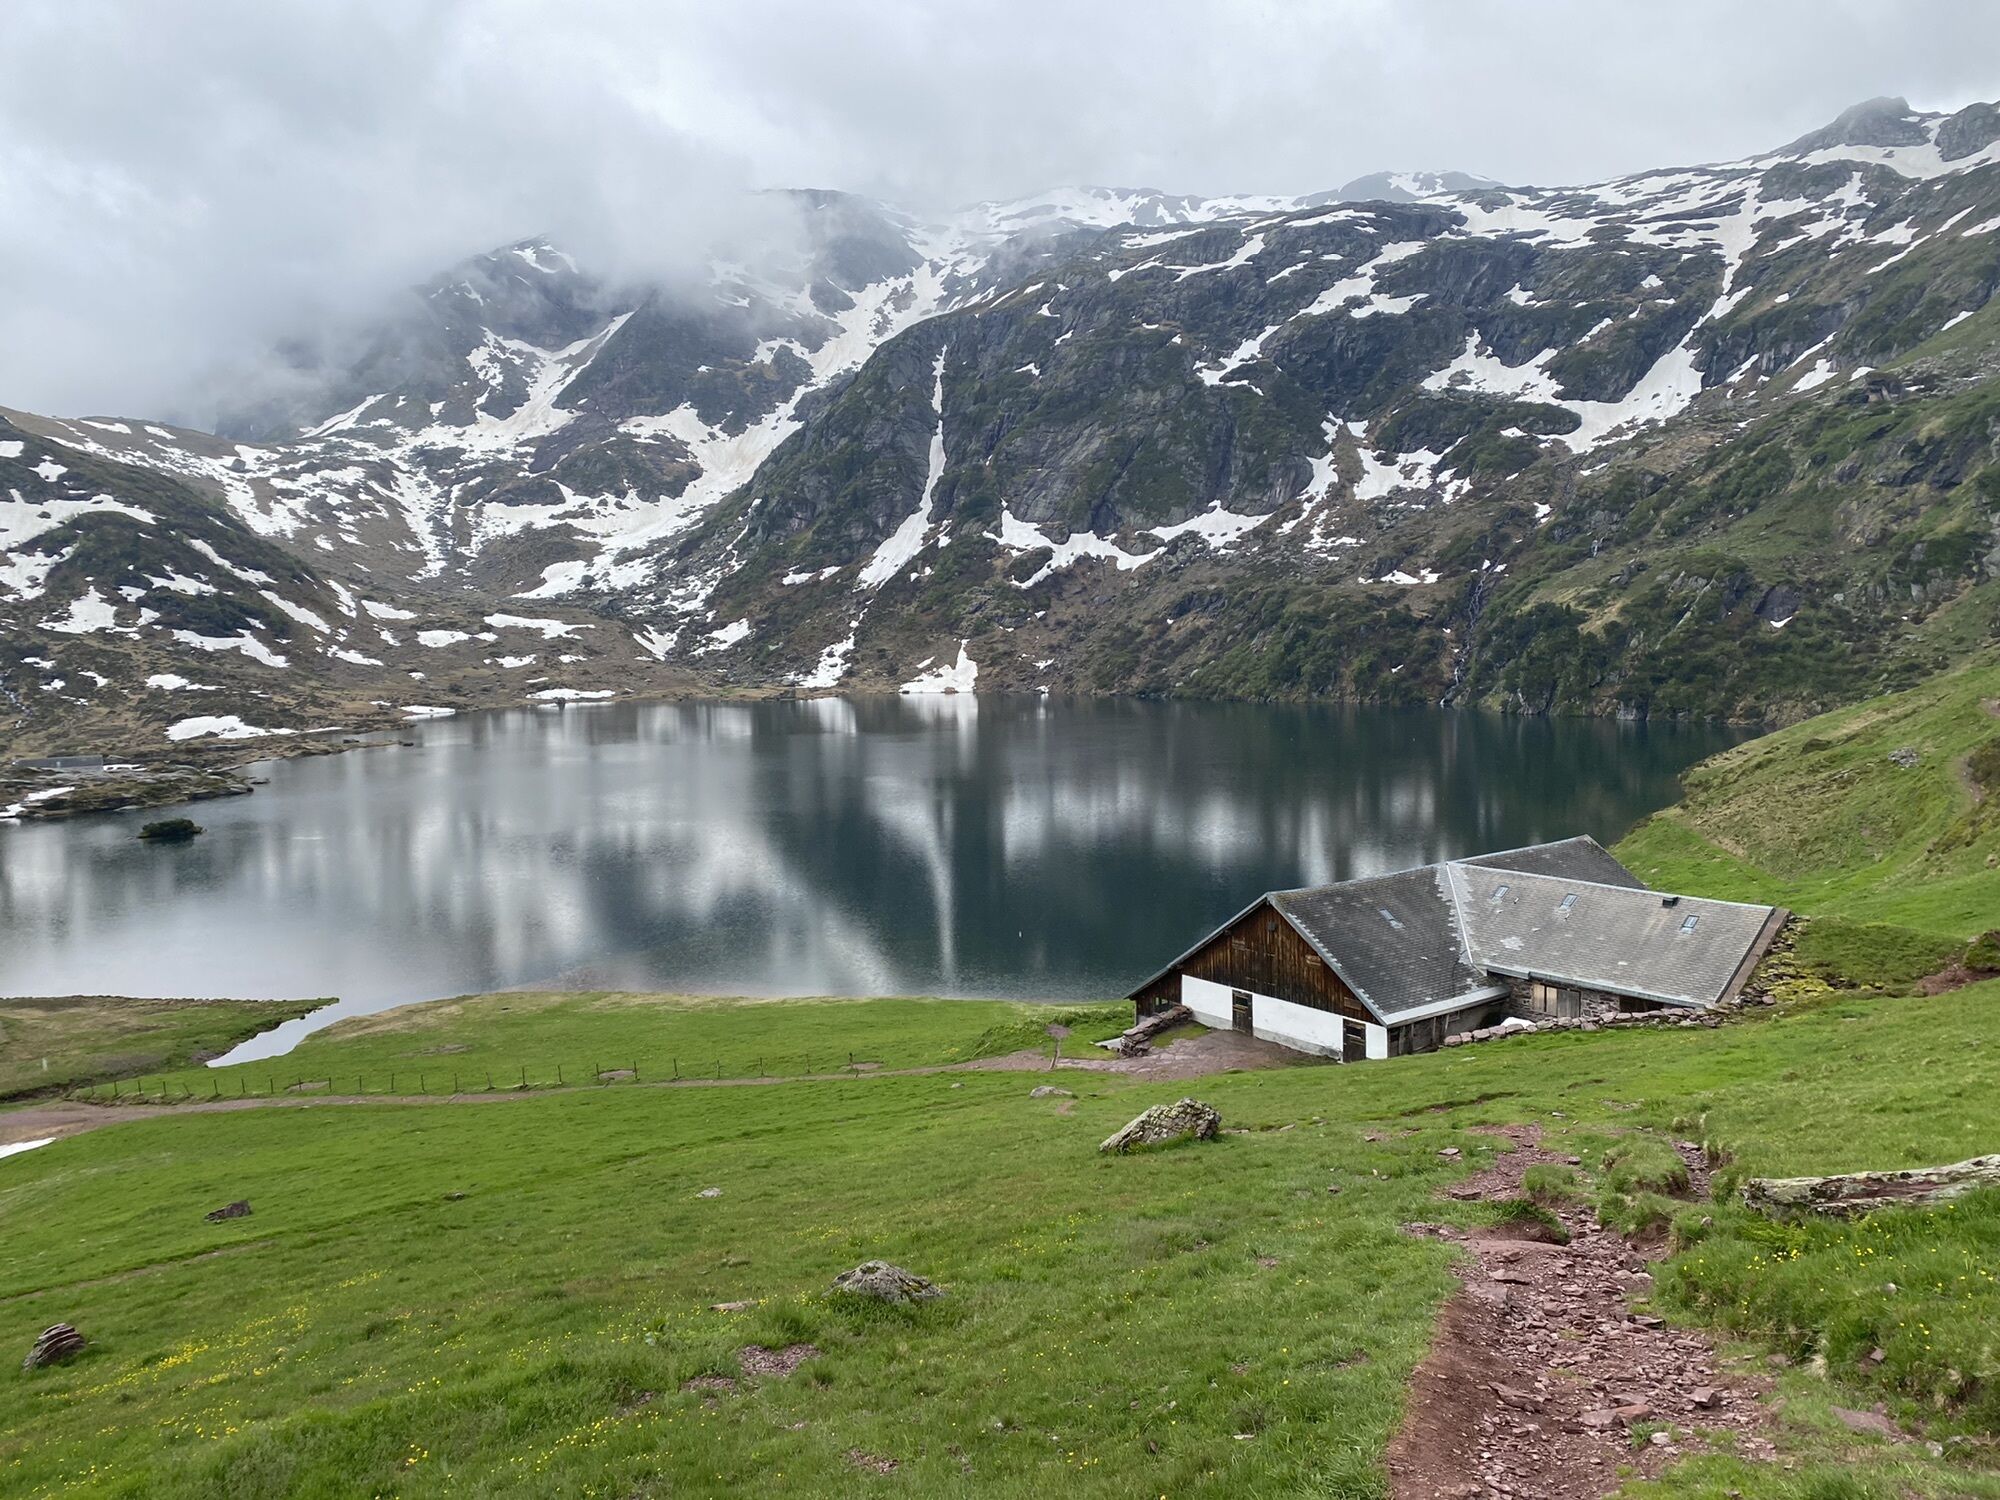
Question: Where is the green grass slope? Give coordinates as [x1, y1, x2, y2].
[99, 993, 1135, 1102]
[7, 980, 2000, 1498]
[1618, 652, 2000, 940]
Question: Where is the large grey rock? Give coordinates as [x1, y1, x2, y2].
[830, 1260, 943, 1304]
[23, 1324, 86, 1372]
[1745, 1154, 2000, 1218]
[1099, 1098, 1222, 1154]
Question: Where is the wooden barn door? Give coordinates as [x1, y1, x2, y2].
[1231, 989, 1252, 1032]
[1343, 1019, 1366, 1060]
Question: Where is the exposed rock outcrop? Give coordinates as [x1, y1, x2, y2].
[1099, 1097, 1222, 1153]
[1744, 1155, 2000, 1218]
[829, 1260, 943, 1304]
[22, 1324, 86, 1372]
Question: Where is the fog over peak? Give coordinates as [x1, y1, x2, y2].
[2, 0, 1995, 422]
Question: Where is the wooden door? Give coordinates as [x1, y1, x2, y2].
[1343, 1019, 1367, 1060]
[1231, 989, 1252, 1032]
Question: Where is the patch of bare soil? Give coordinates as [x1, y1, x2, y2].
[1918, 963, 1998, 996]
[971, 1028, 1298, 1080]
[1387, 1126, 1774, 1500]
[738, 1342, 819, 1378]
[847, 1449, 899, 1474]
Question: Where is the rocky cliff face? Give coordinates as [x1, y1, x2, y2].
[4, 99, 1999, 750]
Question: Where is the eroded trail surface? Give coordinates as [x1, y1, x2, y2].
[1387, 1125, 1774, 1499]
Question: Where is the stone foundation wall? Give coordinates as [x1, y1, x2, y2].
[1441, 989, 1776, 1048]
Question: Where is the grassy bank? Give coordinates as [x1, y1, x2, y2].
[0, 995, 318, 1101]
[85, 993, 1134, 1102]
[1616, 652, 2000, 940]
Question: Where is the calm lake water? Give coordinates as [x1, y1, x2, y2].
[0, 697, 1741, 1059]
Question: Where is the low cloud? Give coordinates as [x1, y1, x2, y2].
[1, 0, 1993, 421]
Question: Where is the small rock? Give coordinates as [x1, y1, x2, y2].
[1028, 1085, 1074, 1099]
[709, 1300, 756, 1313]
[1492, 1384, 1544, 1413]
[1830, 1405, 1901, 1439]
[203, 1200, 252, 1222]
[1099, 1098, 1221, 1154]
[1614, 1403, 1653, 1423]
[830, 1260, 943, 1304]
[1649, 1430, 1674, 1447]
[1888, 746, 1920, 769]
[1579, 1408, 1618, 1429]
[22, 1324, 86, 1372]
[697, 1187, 723, 1199]
[1438, 1147, 1462, 1159]
[1691, 1386, 1721, 1409]
[1866, 1347, 1886, 1365]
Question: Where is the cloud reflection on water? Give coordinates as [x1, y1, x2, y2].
[0, 696, 1738, 1053]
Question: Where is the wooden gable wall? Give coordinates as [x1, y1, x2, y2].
[1133, 898, 1372, 1023]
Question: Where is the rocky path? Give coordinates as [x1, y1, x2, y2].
[1387, 1126, 1774, 1499]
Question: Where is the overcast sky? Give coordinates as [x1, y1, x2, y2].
[2, 0, 1995, 421]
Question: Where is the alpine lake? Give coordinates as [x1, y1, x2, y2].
[0, 696, 1741, 1060]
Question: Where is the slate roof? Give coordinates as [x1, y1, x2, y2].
[1454, 835, 1646, 889]
[1130, 836, 1782, 1025]
[1271, 869, 1502, 1022]
[1445, 864, 1781, 1008]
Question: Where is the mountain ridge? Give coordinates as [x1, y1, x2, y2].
[3, 96, 1998, 752]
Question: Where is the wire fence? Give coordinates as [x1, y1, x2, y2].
[65, 1036, 1083, 1106]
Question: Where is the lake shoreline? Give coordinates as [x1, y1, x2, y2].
[0, 696, 1741, 1020]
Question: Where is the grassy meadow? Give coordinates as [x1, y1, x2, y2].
[82, 994, 1134, 1103]
[6, 976, 2000, 1497]
[4, 658, 2000, 1495]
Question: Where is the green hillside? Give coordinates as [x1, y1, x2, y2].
[1618, 651, 2000, 938]
[7, 981, 2000, 1497]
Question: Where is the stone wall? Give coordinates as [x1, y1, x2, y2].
[1441, 989, 1775, 1048]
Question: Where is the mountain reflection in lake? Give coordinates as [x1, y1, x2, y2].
[0, 696, 1739, 1054]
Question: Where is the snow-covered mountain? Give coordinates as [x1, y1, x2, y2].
[5, 96, 1999, 750]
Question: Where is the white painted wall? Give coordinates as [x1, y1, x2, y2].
[1249, 993, 1345, 1056]
[1180, 974, 1237, 1029]
[1365, 1022, 1389, 1060]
